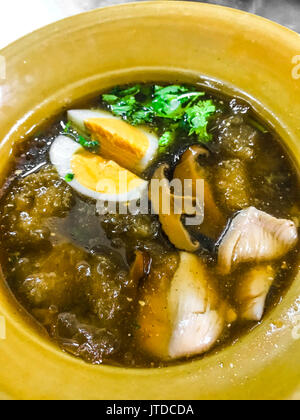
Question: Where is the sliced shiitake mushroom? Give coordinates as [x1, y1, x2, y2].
[174, 146, 226, 239]
[149, 163, 201, 252]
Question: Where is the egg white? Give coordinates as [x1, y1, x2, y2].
[67, 109, 158, 172]
[49, 135, 148, 203]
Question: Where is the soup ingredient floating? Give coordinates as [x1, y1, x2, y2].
[2, 80, 300, 369]
[138, 252, 236, 360]
[67, 109, 158, 174]
[101, 84, 217, 150]
[174, 146, 226, 239]
[218, 207, 298, 275]
[235, 264, 275, 321]
[49, 135, 148, 202]
[150, 163, 203, 252]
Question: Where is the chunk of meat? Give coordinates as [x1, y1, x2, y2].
[214, 115, 259, 161]
[138, 252, 236, 360]
[218, 207, 298, 275]
[215, 159, 250, 212]
[235, 265, 275, 321]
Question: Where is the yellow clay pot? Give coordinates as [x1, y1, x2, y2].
[0, 1, 300, 400]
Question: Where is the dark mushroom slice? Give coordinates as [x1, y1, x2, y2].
[218, 207, 298, 275]
[149, 163, 202, 252]
[174, 145, 226, 239]
[137, 252, 236, 360]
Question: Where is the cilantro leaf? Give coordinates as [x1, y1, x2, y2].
[63, 121, 72, 133]
[131, 108, 154, 125]
[111, 85, 142, 97]
[62, 122, 100, 153]
[154, 85, 189, 95]
[77, 135, 99, 151]
[101, 84, 217, 151]
[101, 94, 119, 104]
[102, 85, 153, 125]
[184, 100, 216, 142]
[159, 130, 177, 150]
[151, 85, 205, 119]
[65, 173, 74, 182]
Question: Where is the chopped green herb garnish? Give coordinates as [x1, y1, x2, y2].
[63, 121, 72, 133]
[65, 173, 74, 182]
[184, 100, 217, 142]
[102, 85, 154, 125]
[151, 85, 204, 119]
[101, 84, 217, 151]
[77, 135, 99, 151]
[158, 122, 180, 151]
[159, 130, 176, 148]
[62, 122, 100, 153]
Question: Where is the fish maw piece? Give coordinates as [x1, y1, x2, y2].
[214, 115, 258, 162]
[235, 265, 275, 321]
[168, 253, 236, 359]
[218, 207, 298, 275]
[19, 244, 88, 309]
[215, 159, 250, 212]
[138, 252, 236, 360]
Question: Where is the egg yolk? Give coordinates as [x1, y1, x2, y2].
[71, 150, 144, 195]
[84, 118, 149, 173]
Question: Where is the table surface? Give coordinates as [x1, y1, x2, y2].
[0, 0, 300, 49]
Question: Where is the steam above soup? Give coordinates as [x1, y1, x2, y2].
[0, 82, 299, 367]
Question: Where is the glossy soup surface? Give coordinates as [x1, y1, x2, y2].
[0, 82, 299, 367]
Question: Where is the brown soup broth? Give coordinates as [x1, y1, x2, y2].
[0, 82, 299, 368]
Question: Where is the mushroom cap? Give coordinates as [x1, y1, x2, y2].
[149, 163, 201, 252]
[174, 146, 226, 239]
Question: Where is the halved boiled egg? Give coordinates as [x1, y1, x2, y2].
[49, 135, 148, 202]
[67, 109, 158, 174]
